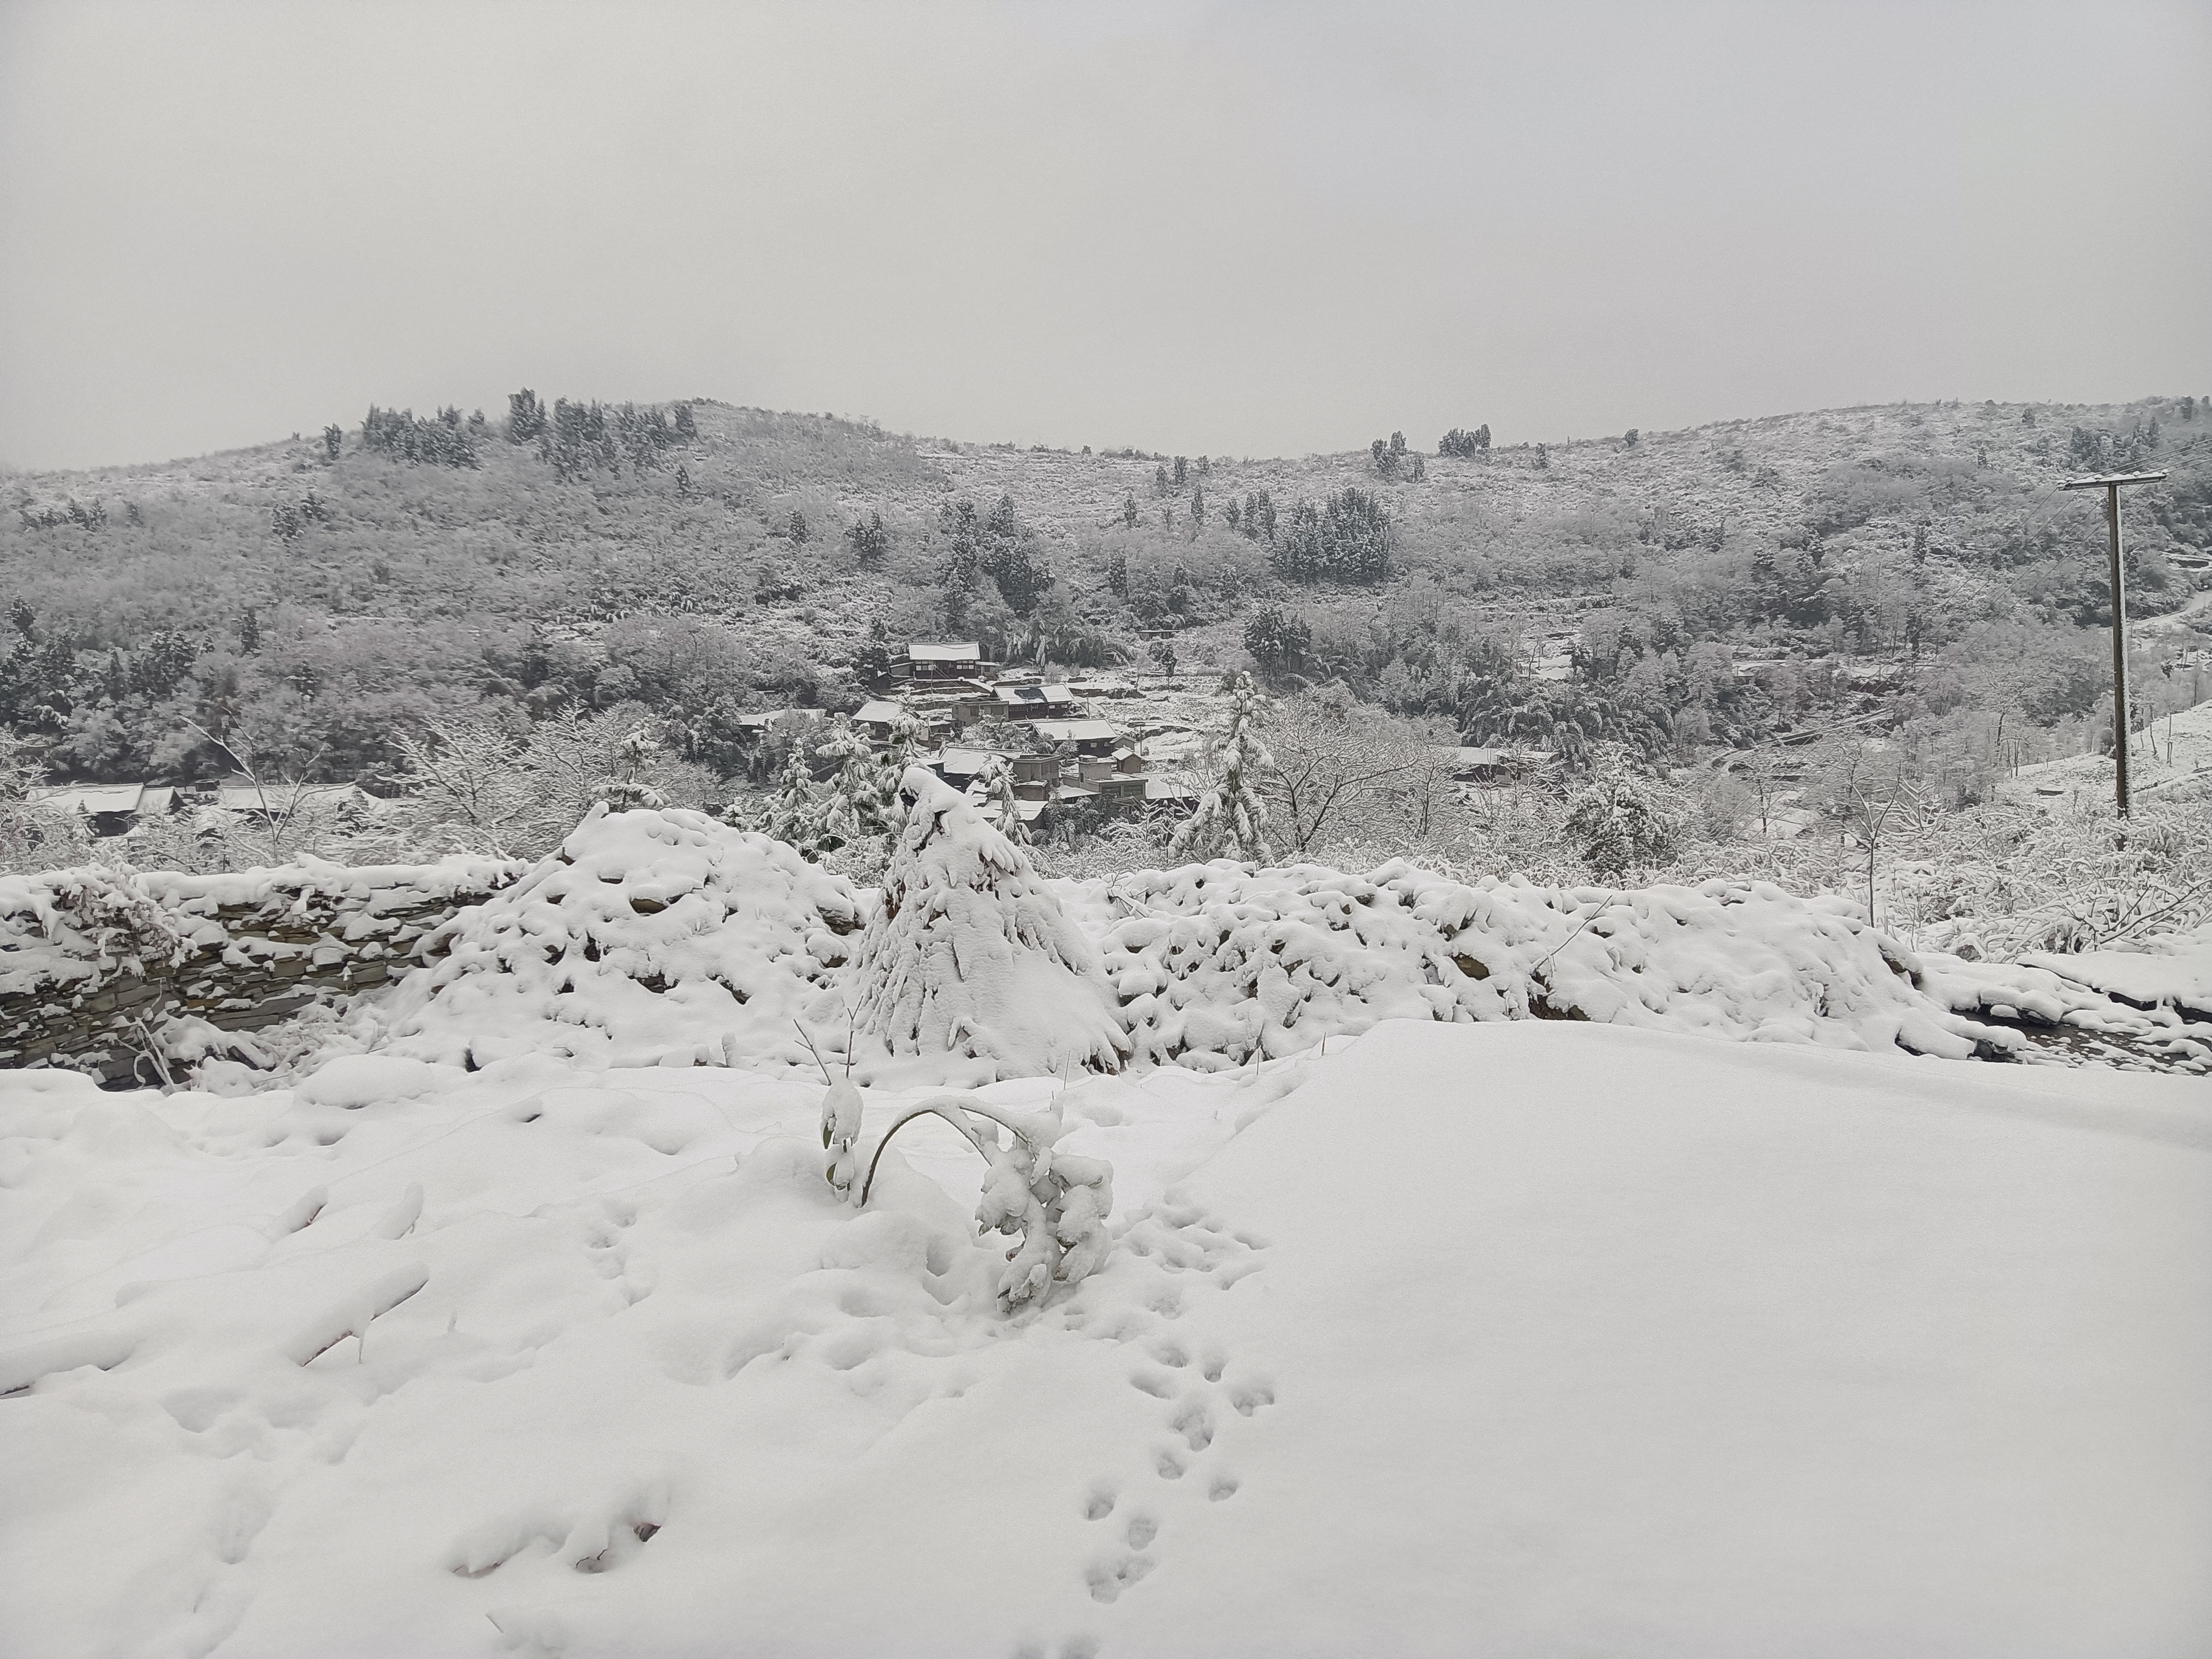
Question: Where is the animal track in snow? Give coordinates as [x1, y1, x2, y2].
[1230, 1382, 1275, 1417]
[1065, 1194, 1274, 1614]
[1084, 1549, 1155, 1604]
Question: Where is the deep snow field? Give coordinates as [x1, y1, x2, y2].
[4, 1020, 2208, 1659]
[6, 797, 2212, 1657]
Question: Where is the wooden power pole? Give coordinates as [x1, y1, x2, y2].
[2059, 470, 2165, 817]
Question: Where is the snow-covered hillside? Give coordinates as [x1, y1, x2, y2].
[3, 1022, 2206, 1658]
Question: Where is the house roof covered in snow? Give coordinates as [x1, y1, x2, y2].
[907, 641, 982, 664]
[992, 683, 1077, 708]
[856, 699, 905, 725]
[1031, 719, 1121, 745]
[213, 782, 368, 814]
[30, 783, 151, 815]
[935, 748, 1010, 778]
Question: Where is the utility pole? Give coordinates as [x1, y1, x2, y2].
[2059, 470, 2165, 817]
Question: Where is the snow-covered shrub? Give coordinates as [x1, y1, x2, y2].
[376, 807, 863, 1070]
[0, 735, 92, 875]
[44, 861, 191, 980]
[1067, 857, 2002, 1066]
[856, 1092, 1113, 1308]
[852, 767, 1128, 1076]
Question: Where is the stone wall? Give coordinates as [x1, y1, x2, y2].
[0, 858, 520, 1085]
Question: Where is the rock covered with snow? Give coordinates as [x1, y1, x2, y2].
[853, 768, 1128, 1078]
[375, 806, 865, 1071]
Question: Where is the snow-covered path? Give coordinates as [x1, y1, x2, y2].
[3, 1025, 2207, 1658]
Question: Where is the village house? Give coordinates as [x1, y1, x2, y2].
[989, 682, 1081, 721]
[1029, 718, 1123, 759]
[28, 783, 178, 838]
[906, 641, 987, 682]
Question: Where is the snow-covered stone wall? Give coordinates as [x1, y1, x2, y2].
[0, 857, 520, 1084]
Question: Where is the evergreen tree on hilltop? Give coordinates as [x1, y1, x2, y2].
[1172, 671, 1274, 863]
[1272, 487, 1392, 584]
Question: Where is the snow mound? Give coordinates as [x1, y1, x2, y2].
[1076, 859, 2006, 1068]
[852, 768, 1128, 1078]
[375, 807, 864, 1071]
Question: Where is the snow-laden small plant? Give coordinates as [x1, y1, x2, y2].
[1172, 669, 1274, 862]
[48, 860, 191, 981]
[798, 1022, 864, 1200]
[855, 1091, 1113, 1310]
[595, 727, 671, 811]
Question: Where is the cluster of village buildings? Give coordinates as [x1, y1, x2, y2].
[25, 779, 386, 840]
[857, 641, 1195, 828]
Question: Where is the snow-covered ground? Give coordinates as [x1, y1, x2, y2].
[5, 1021, 2208, 1658]
[2005, 699, 2212, 805]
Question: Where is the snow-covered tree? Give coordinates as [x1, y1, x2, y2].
[1172, 671, 1274, 863]
[1563, 763, 1680, 880]
[814, 717, 902, 848]
[853, 766, 1128, 1075]
[967, 753, 1028, 845]
[751, 744, 827, 850]
[594, 727, 670, 811]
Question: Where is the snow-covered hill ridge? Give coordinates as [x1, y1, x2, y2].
[365, 806, 2049, 1081]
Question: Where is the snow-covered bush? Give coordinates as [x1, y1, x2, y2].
[376, 806, 863, 1070]
[852, 767, 1128, 1076]
[41, 860, 190, 980]
[0, 735, 92, 875]
[856, 1092, 1113, 1308]
[1067, 857, 2002, 1066]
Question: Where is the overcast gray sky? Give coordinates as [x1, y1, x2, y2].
[2, 0, 2207, 473]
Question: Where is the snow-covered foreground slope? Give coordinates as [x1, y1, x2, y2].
[4, 1024, 2206, 1659]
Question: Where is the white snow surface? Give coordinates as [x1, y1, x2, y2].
[4, 1022, 2207, 1658]
[2023, 921, 2212, 1016]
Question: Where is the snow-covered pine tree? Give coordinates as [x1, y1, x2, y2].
[1563, 763, 1679, 880]
[748, 744, 828, 852]
[1172, 670, 1275, 863]
[853, 765, 1128, 1076]
[813, 717, 900, 846]
[594, 727, 670, 811]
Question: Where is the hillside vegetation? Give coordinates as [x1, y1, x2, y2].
[3, 391, 2208, 801]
